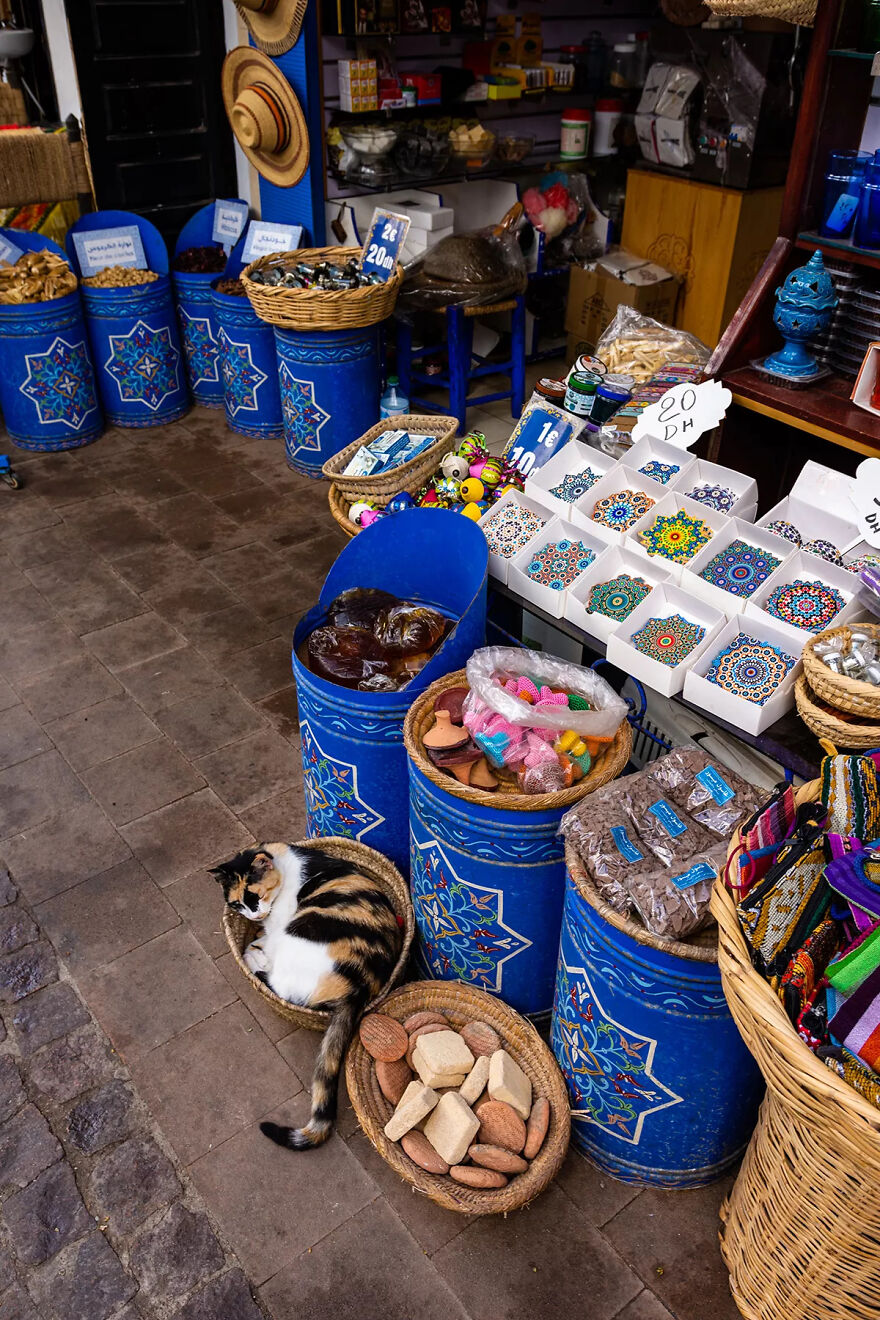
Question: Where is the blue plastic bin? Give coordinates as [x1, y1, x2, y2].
[0, 229, 102, 451]
[275, 324, 380, 476]
[211, 281, 282, 440]
[552, 851, 763, 1187]
[292, 509, 487, 876]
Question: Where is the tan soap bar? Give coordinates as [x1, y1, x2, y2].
[459, 1053, 490, 1105]
[411, 1045, 466, 1089]
[423, 1091, 480, 1166]
[415, 1029, 474, 1077]
[383, 1080, 439, 1142]
[488, 1049, 532, 1121]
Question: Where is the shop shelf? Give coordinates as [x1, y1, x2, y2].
[795, 229, 880, 271]
[325, 148, 572, 198]
[721, 365, 877, 456]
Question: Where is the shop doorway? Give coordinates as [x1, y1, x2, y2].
[64, 0, 238, 245]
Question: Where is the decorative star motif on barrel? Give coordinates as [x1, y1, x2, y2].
[279, 364, 329, 456]
[20, 336, 96, 430]
[105, 319, 180, 410]
[300, 722, 383, 841]
[218, 328, 266, 417]
[178, 309, 220, 388]
[410, 836, 532, 993]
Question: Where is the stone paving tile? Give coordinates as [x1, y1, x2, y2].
[238, 568, 315, 624]
[80, 740, 204, 826]
[45, 696, 161, 772]
[0, 802, 132, 904]
[149, 494, 255, 559]
[66, 503, 166, 560]
[119, 788, 253, 887]
[2, 587, 56, 631]
[82, 611, 185, 671]
[129, 1202, 225, 1304]
[2, 1161, 92, 1265]
[87, 1134, 181, 1234]
[25, 557, 146, 636]
[0, 619, 85, 685]
[0, 707, 52, 771]
[555, 1147, 642, 1228]
[180, 604, 278, 661]
[253, 688, 299, 743]
[201, 543, 286, 592]
[2, 523, 88, 570]
[613, 1291, 676, 1320]
[0, 752, 90, 839]
[195, 729, 297, 813]
[12, 983, 89, 1057]
[214, 954, 296, 1047]
[29, 1230, 137, 1320]
[0, 1104, 61, 1196]
[237, 785, 307, 843]
[219, 637, 295, 703]
[0, 677, 19, 713]
[174, 1268, 263, 1320]
[111, 541, 202, 593]
[164, 871, 231, 960]
[14, 656, 122, 723]
[0, 493, 61, 540]
[153, 687, 266, 760]
[143, 576, 240, 629]
[117, 646, 224, 713]
[346, 1129, 472, 1256]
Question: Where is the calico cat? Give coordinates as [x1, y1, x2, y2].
[211, 842, 402, 1150]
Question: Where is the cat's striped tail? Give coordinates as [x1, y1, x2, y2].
[260, 994, 365, 1151]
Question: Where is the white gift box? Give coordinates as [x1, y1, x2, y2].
[623, 435, 697, 492]
[682, 614, 803, 736]
[508, 515, 609, 618]
[680, 518, 797, 617]
[571, 464, 668, 545]
[606, 583, 726, 697]
[477, 489, 550, 587]
[757, 460, 861, 562]
[672, 456, 758, 522]
[565, 543, 675, 646]
[744, 549, 861, 646]
[525, 439, 616, 518]
[624, 491, 733, 582]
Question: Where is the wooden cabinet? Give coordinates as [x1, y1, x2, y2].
[621, 168, 783, 350]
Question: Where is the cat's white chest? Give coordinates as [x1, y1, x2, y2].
[258, 880, 334, 1005]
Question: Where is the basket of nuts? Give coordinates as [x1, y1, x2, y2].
[345, 980, 570, 1213]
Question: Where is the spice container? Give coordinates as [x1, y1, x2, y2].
[563, 371, 599, 417]
[608, 42, 637, 90]
[559, 45, 587, 94]
[592, 98, 623, 157]
[534, 378, 567, 407]
[590, 379, 632, 424]
[560, 109, 591, 160]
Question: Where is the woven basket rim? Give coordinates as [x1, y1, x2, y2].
[344, 979, 571, 1214]
[328, 483, 358, 538]
[223, 836, 414, 1031]
[794, 674, 880, 749]
[565, 840, 718, 963]
[802, 622, 880, 716]
[321, 414, 457, 497]
[241, 245, 402, 331]
[404, 668, 632, 812]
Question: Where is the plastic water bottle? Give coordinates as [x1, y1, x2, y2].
[380, 375, 408, 419]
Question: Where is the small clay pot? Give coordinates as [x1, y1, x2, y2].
[423, 709, 470, 751]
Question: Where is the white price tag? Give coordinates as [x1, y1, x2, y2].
[241, 221, 303, 263]
[849, 457, 880, 548]
[212, 199, 248, 252]
[72, 226, 147, 278]
[631, 378, 731, 450]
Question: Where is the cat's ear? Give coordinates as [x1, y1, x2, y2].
[251, 851, 274, 878]
[208, 864, 230, 884]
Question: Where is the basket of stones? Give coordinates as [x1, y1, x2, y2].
[345, 981, 570, 1213]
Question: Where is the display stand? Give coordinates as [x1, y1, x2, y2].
[173, 202, 247, 409]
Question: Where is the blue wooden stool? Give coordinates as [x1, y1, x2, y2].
[397, 294, 526, 434]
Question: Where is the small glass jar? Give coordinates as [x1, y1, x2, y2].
[819, 149, 869, 240]
[855, 156, 880, 251]
[608, 42, 637, 90]
[559, 45, 586, 94]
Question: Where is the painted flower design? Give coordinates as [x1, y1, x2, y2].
[20, 336, 97, 430]
[639, 510, 713, 564]
[105, 319, 180, 410]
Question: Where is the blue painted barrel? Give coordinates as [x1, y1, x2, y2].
[0, 230, 102, 451]
[292, 510, 487, 876]
[173, 271, 224, 408]
[275, 324, 380, 476]
[552, 849, 763, 1188]
[212, 282, 282, 439]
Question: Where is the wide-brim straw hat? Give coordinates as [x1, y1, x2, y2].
[234, 0, 307, 55]
[221, 47, 309, 188]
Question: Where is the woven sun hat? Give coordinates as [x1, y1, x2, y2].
[234, 0, 308, 55]
[221, 47, 309, 187]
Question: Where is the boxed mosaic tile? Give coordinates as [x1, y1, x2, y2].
[565, 544, 675, 644]
[681, 517, 796, 616]
[524, 437, 615, 519]
[683, 614, 803, 736]
[745, 550, 860, 643]
[624, 435, 697, 494]
[508, 514, 608, 618]
[625, 491, 733, 581]
[606, 583, 725, 697]
[478, 490, 549, 586]
[572, 465, 663, 546]
[670, 456, 758, 520]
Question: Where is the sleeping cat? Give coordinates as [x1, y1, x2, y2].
[211, 842, 402, 1150]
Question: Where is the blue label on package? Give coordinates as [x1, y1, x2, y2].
[212, 199, 249, 250]
[696, 765, 734, 806]
[648, 800, 687, 838]
[670, 862, 716, 891]
[72, 226, 146, 278]
[241, 221, 303, 263]
[361, 208, 410, 281]
[611, 825, 644, 864]
[824, 192, 860, 235]
[502, 405, 574, 476]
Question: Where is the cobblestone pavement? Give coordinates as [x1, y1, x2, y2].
[0, 399, 740, 1320]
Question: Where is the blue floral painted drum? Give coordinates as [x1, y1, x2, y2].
[211, 284, 282, 439]
[173, 271, 225, 408]
[291, 510, 488, 875]
[552, 857, 763, 1187]
[80, 277, 189, 427]
[0, 290, 103, 451]
[274, 324, 380, 477]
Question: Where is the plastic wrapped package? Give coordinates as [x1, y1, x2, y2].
[305, 588, 451, 691]
[596, 305, 710, 383]
[464, 646, 629, 741]
[623, 775, 717, 868]
[622, 850, 723, 940]
[399, 225, 527, 313]
[647, 746, 762, 837]
[560, 779, 646, 915]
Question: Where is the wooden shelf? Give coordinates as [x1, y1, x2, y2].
[796, 229, 880, 271]
[722, 365, 880, 455]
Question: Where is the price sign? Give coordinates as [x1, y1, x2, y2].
[360, 208, 410, 282]
[849, 457, 880, 548]
[502, 403, 574, 476]
[212, 199, 249, 252]
[631, 378, 731, 450]
[0, 233, 24, 266]
[72, 226, 146, 278]
[241, 221, 303, 263]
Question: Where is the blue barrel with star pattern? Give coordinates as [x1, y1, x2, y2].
[211, 282, 282, 440]
[0, 230, 102, 451]
[173, 270, 225, 409]
[552, 847, 763, 1187]
[274, 324, 380, 477]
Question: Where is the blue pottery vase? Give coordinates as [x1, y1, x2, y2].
[763, 250, 836, 379]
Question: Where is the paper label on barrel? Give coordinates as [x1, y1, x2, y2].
[212, 199, 249, 251]
[648, 800, 687, 837]
[670, 861, 715, 890]
[242, 221, 303, 263]
[611, 825, 644, 863]
[695, 765, 734, 805]
[824, 192, 860, 235]
[0, 234, 24, 265]
[73, 226, 146, 277]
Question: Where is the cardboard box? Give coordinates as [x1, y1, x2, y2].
[851, 342, 880, 416]
[683, 613, 802, 737]
[564, 262, 679, 350]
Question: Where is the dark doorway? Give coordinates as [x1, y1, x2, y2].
[64, 0, 238, 246]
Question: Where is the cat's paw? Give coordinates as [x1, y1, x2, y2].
[244, 944, 269, 973]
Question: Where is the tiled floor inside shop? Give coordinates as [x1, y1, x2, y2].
[0, 378, 741, 1320]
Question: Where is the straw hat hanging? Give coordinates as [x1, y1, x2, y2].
[222, 47, 309, 187]
[233, 0, 308, 55]
[703, 0, 817, 21]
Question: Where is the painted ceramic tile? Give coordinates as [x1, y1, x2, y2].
[550, 467, 601, 503]
[685, 482, 736, 513]
[764, 578, 845, 632]
[846, 554, 880, 575]
[630, 613, 706, 666]
[592, 488, 655, 532]
[639, 509, 714, 564]
[483, 503, 546, 559]
[764, 519, 802, 547]
[587, 573, 652, 621]
[801, 537, 843, 567]
[699, 538, 782, 598]
[705, 631, 795, 705]
[526, 538, 596, 590]
[639, 460, 680, 485]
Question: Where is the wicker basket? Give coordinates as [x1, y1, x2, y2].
[802, 622, 880, 718]
[794, 674, 880, 750]
[404, 669, 633, 813]
[706, 0, 816, 23]
[223, 837, 414, 1031]
[345, 979, 571, 1214]
[711, 781, 880, 1320]
[322, 414, 457, 502]
[241, 246, 402, 331]
[329, 483, 359, 538]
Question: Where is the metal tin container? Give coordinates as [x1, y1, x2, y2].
[211, 281, 283, 439]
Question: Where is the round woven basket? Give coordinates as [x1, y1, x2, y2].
[223, 837, 414, 1031]
[794, 674, 880, 750]
[711, 781, 880, 1320]
[321, 414, 458, 502]
[404, 669, 632, 813]
[241, 246, 402, 331]
[328, 483, 358, 538]
[345, 979, 571, 1214]
[705, 0, 816, 23]
[801, 622, 880, 717]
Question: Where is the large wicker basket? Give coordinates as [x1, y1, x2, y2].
[321, 414, 457, 502]
[345, 980, 570, 1214]
[802, 622, 880, 718]
[329, 483, 359, 538]
[794, 674, 880, 750]
[241, 245, 402, 331]
[711, 780, 880, 1320]
[223, 837, 414, 1031]
[404, 669, 632, 813]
